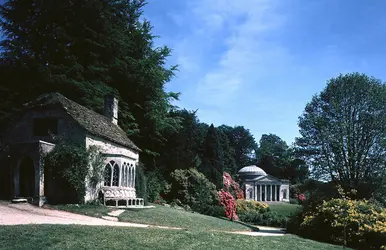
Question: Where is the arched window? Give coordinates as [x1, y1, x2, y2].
[112, 162, 120, 186]
[283, 189, 287, 199]
[104, 163, 112, 186]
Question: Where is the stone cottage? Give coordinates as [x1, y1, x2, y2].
[0, 92, 143, 207]
[238, 165, 290, 202]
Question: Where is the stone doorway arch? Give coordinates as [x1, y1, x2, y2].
[18, 157, 35, 198]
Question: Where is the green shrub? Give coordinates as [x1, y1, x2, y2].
[235, 199, 288, 227]
[289, 198, 299, 204]
[135, 162, 148, 205]
[44, 143, 90, 204]
[238, 210, 288, 228]
[87, 146, 106, 199]
[236, 199, 270, 214]
[290, 198, 386, 249]
[169, 168, 219, 213]
[146, 169, 169, 203]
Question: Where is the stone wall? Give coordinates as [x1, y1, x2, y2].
[85, 134, 139, 160]
[3, 107, 86, 145]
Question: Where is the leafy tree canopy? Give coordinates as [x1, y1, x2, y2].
[296, 72, 386, 197]
[257, 134, 308, 183]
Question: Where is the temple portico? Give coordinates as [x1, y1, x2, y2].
[238, 165, 290, 203]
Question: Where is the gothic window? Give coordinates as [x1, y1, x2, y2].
[112, 163, 120, 186]
[104, 163, 112, 186]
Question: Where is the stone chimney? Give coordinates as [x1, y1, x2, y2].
[104, 95, 118, 125]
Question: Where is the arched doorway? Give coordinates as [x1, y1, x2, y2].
[19, 157, 35, 197]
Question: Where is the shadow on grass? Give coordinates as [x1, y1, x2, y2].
[234, 220, 288, 235]
[233, 220, 260, 232]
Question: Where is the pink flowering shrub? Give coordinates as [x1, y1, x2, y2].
[217, 172, 244, 221]
[297, 193, 306, 202]
[218, 189, 238, 220]
[223, 172, 244, 199]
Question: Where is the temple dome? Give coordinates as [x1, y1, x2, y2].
[238, 165, 267, 178]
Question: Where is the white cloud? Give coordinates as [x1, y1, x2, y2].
[179, 0, 289, 107]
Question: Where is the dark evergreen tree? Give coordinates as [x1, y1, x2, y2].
[156, 109, 204, 172]
[219, 125, 257, 170]
[217, 126, 238, 177]
[199, 124, 224, 188]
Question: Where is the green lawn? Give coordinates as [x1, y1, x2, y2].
[53, 204, 251, 231]
[0, 225, 348, 250]
[53, 204, 113, 217]
[118, 205, 251, 231]
[268, 203, 301, 217]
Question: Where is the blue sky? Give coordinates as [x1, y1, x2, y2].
[143, 0, 386, 145]
[1, 0, 386, 145]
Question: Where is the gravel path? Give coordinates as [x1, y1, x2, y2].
[0, 202, 174, 229]
[0, 202, 286, 236]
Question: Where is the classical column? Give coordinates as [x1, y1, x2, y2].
[130, 167, 133, 188]
[124, 166, 127, 187]
[133, 166, 136, 188]
[264, 185, 267, 201]
[121, 166, 124, 187]
[275, 185, 278, 201]
[131, 167, 133, 188]
[127, 167, 129, 187]
[254, 183, 257, 201]
[279, 185, 282, 201]
[125, 165, 130, 187]
[129, 167, 133, 187]
[259, 185, 262, 201]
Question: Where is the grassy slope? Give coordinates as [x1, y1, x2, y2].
[53, 204, 113, 217]
[268, 203, 301, 217]
[0, 225, 347, 250]
[118, 205, 248, 231]
[53, 204, 250, 231]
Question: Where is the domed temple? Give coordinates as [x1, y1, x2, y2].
[238, 165, 290, 202]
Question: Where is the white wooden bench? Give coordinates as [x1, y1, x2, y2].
[101, 187, 144, 207]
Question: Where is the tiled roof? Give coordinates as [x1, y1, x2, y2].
[25, 93, 140, 152]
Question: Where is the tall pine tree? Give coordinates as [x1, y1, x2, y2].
[199, 124, 224, 188]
